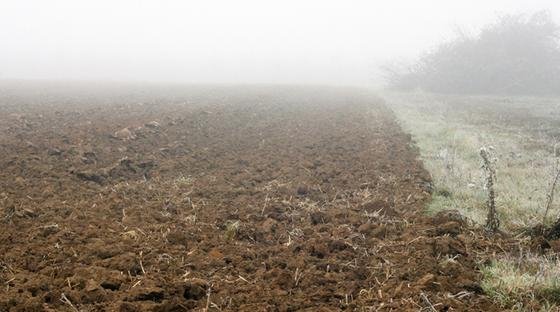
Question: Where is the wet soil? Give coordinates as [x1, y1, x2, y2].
[0, 85, 507, 311]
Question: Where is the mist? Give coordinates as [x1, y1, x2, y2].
[2, 0, 560, 86]
[7, 1, 560, 311]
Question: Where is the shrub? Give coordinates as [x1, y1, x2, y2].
[384, 11, 560, 95]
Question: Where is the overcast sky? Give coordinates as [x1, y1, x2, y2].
[1, 0, 560, 86]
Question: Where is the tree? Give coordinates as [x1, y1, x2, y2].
[385, 11, 560, 95]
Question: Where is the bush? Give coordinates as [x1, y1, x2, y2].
[384, 11, 560, 95]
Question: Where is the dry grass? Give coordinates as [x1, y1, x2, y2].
[481, 255, 560, 310]
[224, 220, 240, 241]
[174, 176, 195, 189]
[385, 91, 560, 231]
[384, 90, 560, 309]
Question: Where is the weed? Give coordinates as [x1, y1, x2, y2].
[544, 160, 560, 238]
[480, 147, 499, 233]
[224, 220, 240, 240]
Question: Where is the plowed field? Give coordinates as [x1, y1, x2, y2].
[0, 85, 503, 311]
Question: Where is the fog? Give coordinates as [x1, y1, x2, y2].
[2, 0, 560, 86]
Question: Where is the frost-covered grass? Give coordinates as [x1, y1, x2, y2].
[385, 91, 560, 231]
[384, 91, 560, 309]
[481, 255, 560, 310]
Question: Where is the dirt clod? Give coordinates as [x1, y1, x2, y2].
[183, 279, 208, 300]
[309, 211, 329, 225]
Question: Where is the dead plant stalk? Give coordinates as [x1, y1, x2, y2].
[480, 147, 499, 233]
[543, 159, 560, 230]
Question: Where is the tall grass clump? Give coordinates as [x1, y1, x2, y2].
[482, 255, 560, 309]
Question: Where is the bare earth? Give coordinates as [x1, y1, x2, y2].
[0, 85, 506, 311]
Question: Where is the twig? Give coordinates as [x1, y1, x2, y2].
[60, 293, 79, 312]
[420, 292, 437, 312]
[139, 251, 146, 275]
[130, 280, 142, 289]
[294, 267, 303, 286]
[261, 193, 270, 215]
[205, 283, 213, 312]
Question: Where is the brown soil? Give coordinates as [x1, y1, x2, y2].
[0, 85, 508, 311]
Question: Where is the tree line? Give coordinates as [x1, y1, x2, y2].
[384, 11, 560, 95]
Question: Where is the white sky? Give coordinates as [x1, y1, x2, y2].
[1, 0, 560, 86]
